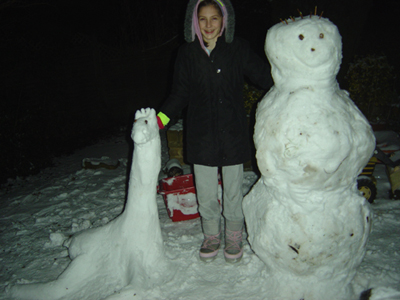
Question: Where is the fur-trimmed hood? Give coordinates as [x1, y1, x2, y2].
[184, 0, 235, 44]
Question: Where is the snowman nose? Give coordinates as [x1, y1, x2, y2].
[311, 48, 315, 52]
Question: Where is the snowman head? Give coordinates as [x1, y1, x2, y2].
[265, 16, 342, 89]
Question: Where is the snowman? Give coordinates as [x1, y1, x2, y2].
[242, 15, 375, 300]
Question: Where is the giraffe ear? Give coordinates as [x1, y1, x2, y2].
[134, 109, 141, 120]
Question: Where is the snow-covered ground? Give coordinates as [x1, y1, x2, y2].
[1, 129, 399, 300]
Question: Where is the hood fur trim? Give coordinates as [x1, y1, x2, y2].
[184, 0, 235, 44]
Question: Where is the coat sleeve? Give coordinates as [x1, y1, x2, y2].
[159, 45, 191, 122]
[242, 40, 273, 91]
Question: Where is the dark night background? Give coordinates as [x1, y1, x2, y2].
[1, 0, 399, 184]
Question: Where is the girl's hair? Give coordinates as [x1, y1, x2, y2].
[197, 0, 223, 47]
[198, 0, 223, 15]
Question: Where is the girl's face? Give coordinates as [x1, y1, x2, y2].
[198, 5, 222, 45]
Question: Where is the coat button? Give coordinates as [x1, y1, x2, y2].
[216, 69, 221, 73]
[219, 99, 223, 103]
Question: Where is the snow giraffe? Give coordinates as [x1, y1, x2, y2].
[9, 108, 170, 300]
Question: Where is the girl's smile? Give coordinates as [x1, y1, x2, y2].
[198, 5, 222, 48]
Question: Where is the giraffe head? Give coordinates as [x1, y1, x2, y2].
[132, 108, 159, 145]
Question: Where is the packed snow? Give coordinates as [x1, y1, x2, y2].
[1, 15, 400, 300]
[0, 121, 399, 299]
[243, 16, 375, 299]
[6, 108, 172, 300]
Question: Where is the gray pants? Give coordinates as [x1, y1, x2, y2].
[193, 164, 244, 227]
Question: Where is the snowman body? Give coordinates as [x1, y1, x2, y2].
[243, 16, 375, 300]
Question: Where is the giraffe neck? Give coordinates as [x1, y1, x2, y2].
[124, 137, 161, 217]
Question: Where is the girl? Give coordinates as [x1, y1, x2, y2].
[157, 0, 272, 263]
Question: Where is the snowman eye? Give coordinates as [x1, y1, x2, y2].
[299, 34, 304, 40]
[319, 33, 324, 38]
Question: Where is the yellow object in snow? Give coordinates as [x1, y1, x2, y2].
[387, 165, 400, 193]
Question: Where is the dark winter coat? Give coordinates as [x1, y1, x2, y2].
[160, 0, 272, 167]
